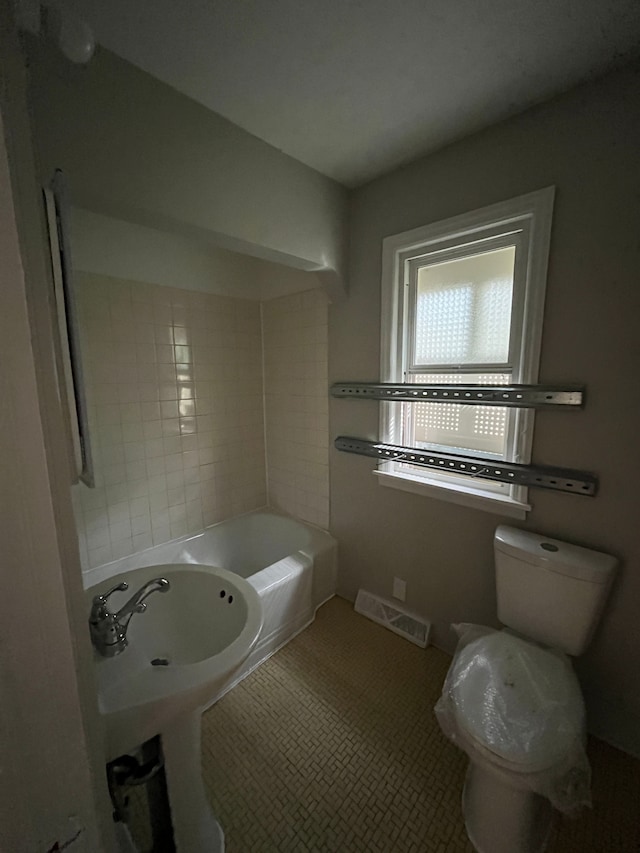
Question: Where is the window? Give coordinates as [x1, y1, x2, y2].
[379, 188, 555, 518]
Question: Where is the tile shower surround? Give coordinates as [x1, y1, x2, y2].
[72, 273, 329, 570]
[262, 290, 329, 530]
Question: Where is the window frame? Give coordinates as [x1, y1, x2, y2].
[378, 187, 555, 519]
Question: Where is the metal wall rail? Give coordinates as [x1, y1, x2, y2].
[334, 437, 597, 496]
[331, 383, 584, 408]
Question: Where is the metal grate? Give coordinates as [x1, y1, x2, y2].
[334, 436, 597, 496]
[354, 589, 430, 648]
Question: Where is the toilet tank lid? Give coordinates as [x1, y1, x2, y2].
[494, 526, 617, 584]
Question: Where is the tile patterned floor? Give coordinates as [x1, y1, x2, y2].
[130, 596, 640, 851]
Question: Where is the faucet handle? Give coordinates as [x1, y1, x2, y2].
[90, 581, 129, 621]
[93, 580, 129, 605]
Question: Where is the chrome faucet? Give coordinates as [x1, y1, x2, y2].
[89, 577, 171, 657]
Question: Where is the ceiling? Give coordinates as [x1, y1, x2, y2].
[56, 0, 640, 187]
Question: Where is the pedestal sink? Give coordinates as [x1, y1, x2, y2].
[86, 563, 263, 852]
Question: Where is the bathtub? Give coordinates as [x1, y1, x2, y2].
[83, 510, 337, 703]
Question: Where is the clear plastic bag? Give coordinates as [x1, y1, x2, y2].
[434, 623, 591, 814]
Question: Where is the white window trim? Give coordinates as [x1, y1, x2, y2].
[379, 187, 555, 518]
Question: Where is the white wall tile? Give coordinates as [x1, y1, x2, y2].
[111, 538, 134, 560]
[131, 514, 151, 536]
[133, 532, 153, 552]
[262, 289, 329, 529]
[73, 272, 267, 571]
[88, 543, 113, 569]
[74, 273, 329, 573]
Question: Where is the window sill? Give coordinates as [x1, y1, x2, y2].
[374, 468, 530, 519]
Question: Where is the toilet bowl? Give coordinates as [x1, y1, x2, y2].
[462, 757, 553, 853]
[436, 526, 617, 853]
[451, 631, 586, 853]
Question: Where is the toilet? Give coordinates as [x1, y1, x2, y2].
[443, 525, 617, 853]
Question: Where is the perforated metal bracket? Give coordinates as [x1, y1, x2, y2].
[331, 383, 584, 408]
[334, 437, 597, 496]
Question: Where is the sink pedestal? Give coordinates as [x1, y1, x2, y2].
[161, 710, 224, 853]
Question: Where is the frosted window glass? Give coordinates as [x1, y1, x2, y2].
[411, 372, 510, 457]
[414, 246, 515, 365]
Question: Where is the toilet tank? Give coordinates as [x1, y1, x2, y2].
[494, 526, 617, 656]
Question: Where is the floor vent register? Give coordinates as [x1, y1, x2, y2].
[354, 589, 430, 648]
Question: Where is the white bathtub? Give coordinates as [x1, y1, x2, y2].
[83, 510, 337, 703]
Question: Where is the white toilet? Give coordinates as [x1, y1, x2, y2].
[445, 525, 617, 853]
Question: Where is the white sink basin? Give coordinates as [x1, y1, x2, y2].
[87, 563, 262, 760]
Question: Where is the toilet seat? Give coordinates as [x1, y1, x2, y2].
[451, 631, 585, 773]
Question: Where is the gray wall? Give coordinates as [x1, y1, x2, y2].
[331, 63, 640, 755]
[26, 42, 348, 296]
[1, 9, 114, 845]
